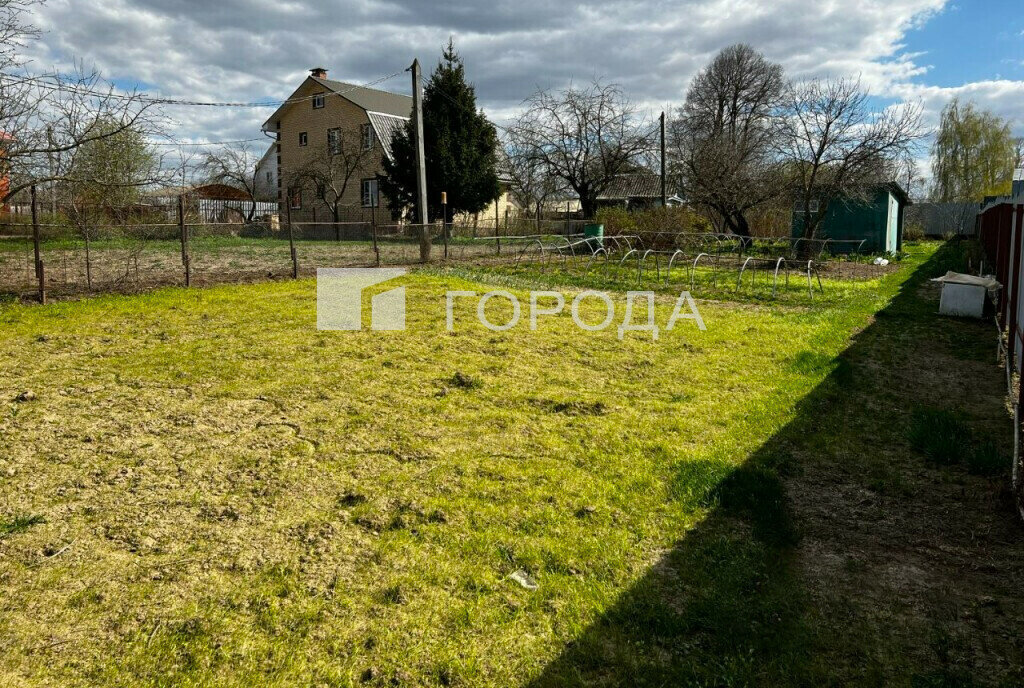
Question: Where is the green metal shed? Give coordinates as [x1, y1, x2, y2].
[791, 182, 911, 254]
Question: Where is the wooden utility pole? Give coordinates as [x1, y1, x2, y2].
[411, 59, 430, 262]
[441, 191, 448, 260]
[660, 111, 668, 208]
[31, 184, 45, 304]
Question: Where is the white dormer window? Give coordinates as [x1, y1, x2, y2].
[312, 93, 325, 109]
[361, 123, 374, 151]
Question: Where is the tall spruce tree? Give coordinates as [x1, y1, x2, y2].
[381, 40, 500, 222]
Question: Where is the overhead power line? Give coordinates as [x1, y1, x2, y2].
[0, 70, 407, 108]
[147, 137, 265, 147]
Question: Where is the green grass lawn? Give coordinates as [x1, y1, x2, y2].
[0, 242, 1018, 686]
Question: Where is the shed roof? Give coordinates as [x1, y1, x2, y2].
[882, 181, 912, 206]
[597, 173, 662, 200]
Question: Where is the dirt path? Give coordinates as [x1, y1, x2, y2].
[790, 258, 1024, 685]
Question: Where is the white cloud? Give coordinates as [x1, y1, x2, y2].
[15, 0, 1022, 150]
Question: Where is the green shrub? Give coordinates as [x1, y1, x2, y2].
[595, 206, 712, 248]
[904, 222, 926, 242]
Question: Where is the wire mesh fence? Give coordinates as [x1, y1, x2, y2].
[1, 190, 894, 303]
[0, 202, 594, 301]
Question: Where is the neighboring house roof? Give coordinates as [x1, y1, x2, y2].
[597, 173, 662, 200]
[366, 111, 408, 163]
[257, 142, 275, 168]
[144, 184, 253, 201]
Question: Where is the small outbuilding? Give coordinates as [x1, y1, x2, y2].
[791, 182, 911, 254]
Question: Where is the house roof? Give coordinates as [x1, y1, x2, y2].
[261, 76, 412, 131]
[597, 173, 662, 200]
[310, 77, 412, 118]
[366, 111, 408, 163]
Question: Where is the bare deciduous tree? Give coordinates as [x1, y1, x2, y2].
[62, 119, 160, 286]
[201, 142, 261, 223]
[290, 127, 377, 229]
[779, 77, 924, 243]
[503, 130, 563, 227]
[671, 44, 786, 238]
[509, 81, 651, 217]
[0, 1, 162, 202]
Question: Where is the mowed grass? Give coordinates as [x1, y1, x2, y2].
[0, 246, 931, 686]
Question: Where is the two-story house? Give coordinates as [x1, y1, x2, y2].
[261, 67, 412, 223]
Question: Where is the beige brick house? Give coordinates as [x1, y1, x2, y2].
[261, 68, 412, 222]
[261, 66, 517, 230]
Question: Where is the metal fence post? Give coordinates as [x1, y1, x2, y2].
[31, 184, 45, 303]
[178, 194, 190, 287]
[371, 202, 380, 267]
[286, 201, 298, 278]
[495, 200, 501, 256]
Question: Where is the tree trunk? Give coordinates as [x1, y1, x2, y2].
[84, 231, 92, 290]
[733, 213, 752, 238]
[580, 197, 596, 220]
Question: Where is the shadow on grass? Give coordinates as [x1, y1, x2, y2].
[526, 242, 994, 687]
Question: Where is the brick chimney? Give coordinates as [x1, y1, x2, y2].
[310, 67, 328, 79]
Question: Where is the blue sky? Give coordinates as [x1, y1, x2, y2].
[903, 1, 1024, 85]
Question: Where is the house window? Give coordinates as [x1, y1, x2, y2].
[361, 179, 379, 207]
[299, 132, 308, 147]
[312, 93, 325, 109]
[289, 187, 302, 210]
[265, 171, 272, 183]
[793, 200, 820, 213]
[361, 123, 374, 151]
[328, 127, 341, 155]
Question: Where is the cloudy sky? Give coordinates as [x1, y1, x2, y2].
[19, 0, 1024, 159]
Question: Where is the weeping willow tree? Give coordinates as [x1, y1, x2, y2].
[931, 99, 1016, 202]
